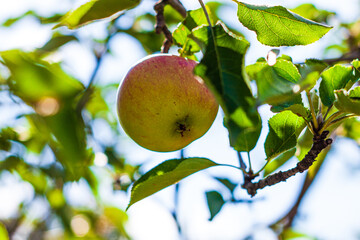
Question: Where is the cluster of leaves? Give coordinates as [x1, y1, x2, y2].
[123, 0, 360, 236]
[0, 0, 359, 239]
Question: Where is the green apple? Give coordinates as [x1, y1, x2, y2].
[117, 54, 218, 152]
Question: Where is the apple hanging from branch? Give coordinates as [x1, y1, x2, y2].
[117, 54, 219, 152]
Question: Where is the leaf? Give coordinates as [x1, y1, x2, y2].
[297, 59, 328, 79]
[281, 228, 315, 240]
[0, 50, 83, 104]
[265, 111, 307, 160]
[270, 94, 303, 113]
[296, 128, 313, 161]
[128, 158, 218, 209]
[283, 104, 310, 119]
[341, 118, 360, 144]
[264, 147, 296, 177]
[214, 177, 237, 193]
[37, 34, 78, 55]
[234, 1, 332, 46]
[319, 64, 356, 106]
[54, 0, 141, 29]
[334, 89, 360, 115]
[193, 22, 261, 152]
[206, 191, 225, 221]
[247, 59, 301, 105]
[291, 3, 335, 24]
[173, 7, 215, 57]
[104, 207, 129, 238]
[0, 222, 9, 240]
[1, 50, 90, 180]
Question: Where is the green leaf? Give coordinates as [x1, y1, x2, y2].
[37, 34, 78, 55]
[341, 118, 360, 144]
[247, 59, 301, 105]
[104, 207, 129, 238]
[0, 50, 91, 180]
[234, 1, 332, 46]
[283, 104, 310, 119]
[128, 158, 218, 209]
[291, 3, 335, 24]
[270, 94, 303, 113]
[0, 50, 83, 104]
[173, 7, 215, 57]
[319, 64, 355, 106]
[265, 111, 307, 160]
[349, 86, 360, 99]
[54, 0, 141, 29]
[296, 128, 313, 161]
[297, 59, 328, 79]
[206, 191, 225, 221]
[0, 222, 9, 240]
[193, 22, 261, 152]
[334, 89, 360, 115]
[214, 177, 237, 193]
[281, 228, 315, 240]
[264, 147, 296, 177]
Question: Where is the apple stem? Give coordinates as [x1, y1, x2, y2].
[198, 0, 212, 27]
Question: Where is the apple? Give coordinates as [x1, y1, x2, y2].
[117, 54, 218, 152]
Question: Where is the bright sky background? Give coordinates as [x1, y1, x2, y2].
[0, 0, 360, 240]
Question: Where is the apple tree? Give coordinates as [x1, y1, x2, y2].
[0, 0, 359, 239]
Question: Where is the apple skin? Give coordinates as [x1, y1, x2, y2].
[117, 54, 218, 152]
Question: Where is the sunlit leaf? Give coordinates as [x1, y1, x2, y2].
[281, 228, 315, 239]
[104, 207, 129, 238]
[0, 222, 9, 240]
[54, 0, 141, 29]
[291, 3, 335, 24]
[247, 59, 302, 105]
[264, 147, 296, 176]
[0, 50, 83, 104]
[340, 118, 360, 145]
[1, 50, 91, 180]
[173, 6, 215, 57]
[283, 104, 310, 119]
[0, 128, 18, 151]
[128, 158, 218, 209]
[265, 111, 306, 160]
[234, 1, 332, 46]
[206, 191, 225, 221]
[334, 88, 360, 115]
[296, 128, 313, 161]
[46, 189, 66, 209]
[193, 22, 261, 152]
[319, 64, 356, 106]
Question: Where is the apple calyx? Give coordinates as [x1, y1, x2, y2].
[175, 115, 191, 137]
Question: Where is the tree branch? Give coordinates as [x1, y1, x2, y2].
[242, 131, 333, 197]
[154, 0, 186, 53]
[76, 17, 121, 112]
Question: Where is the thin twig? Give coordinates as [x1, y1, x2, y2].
[154, 0, 186, 53]
[168, 0, 187, 18]
[198, 0, 212, 27]
[76, 18, 120, 112]
[237, 151, 247, 170]
[242, 131, 332, 197]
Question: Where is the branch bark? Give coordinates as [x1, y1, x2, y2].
[154, 0, 186, 53]
[242, 131, 333, 197]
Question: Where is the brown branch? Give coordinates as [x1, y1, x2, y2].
[242, 131, 333, 197]
[154, 0, 186, 53]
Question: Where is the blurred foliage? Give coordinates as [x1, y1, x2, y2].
[0, 0, 359, 240]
